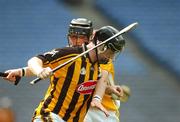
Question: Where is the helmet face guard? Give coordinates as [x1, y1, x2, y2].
[68, 25, 92, 37]
[68, 18, 93, 38]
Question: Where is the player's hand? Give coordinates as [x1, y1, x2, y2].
[3, 69, 22, 83]
[106, 85, 124, 98]
[36, 67, 52, 79]
[91, 98, 109, 117]
[118, 85, 131, 102]
[111, 85, 131, 102]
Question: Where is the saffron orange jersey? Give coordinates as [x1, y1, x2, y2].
[100, 62, 119, 111]
[33, 45, 100, 122]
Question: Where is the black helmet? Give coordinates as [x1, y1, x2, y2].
[94, 26, 125, 52]
[68, 18, 93, 38]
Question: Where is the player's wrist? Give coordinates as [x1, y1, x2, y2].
[92, 95, 102, 102]
[18, 67, 26, 77]
[21, 67, 25, 76]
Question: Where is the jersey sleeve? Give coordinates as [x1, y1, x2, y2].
[36, 48, 62, 64]
[36, 47, 82, 65]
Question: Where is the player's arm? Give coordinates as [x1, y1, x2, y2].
[93, 70, 108, 99]
[28, 57, 52, 79]
[91, 69, 109, 117]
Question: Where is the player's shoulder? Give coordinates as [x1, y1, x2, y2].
[100, 61, 114, 68]
[100, 61, 114, 72]
[38, 46, 84, 62]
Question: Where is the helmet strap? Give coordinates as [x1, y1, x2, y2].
[97, 44, 107, 54]
[93, 37, 100, 66]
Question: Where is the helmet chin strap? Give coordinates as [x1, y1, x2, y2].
[94, 39, 110, 65]
[92, 37, 100, 66]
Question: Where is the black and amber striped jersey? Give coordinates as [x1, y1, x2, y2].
[33, 45, 101, 122]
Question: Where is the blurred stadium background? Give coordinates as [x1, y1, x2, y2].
[0, 0, 179, 122]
